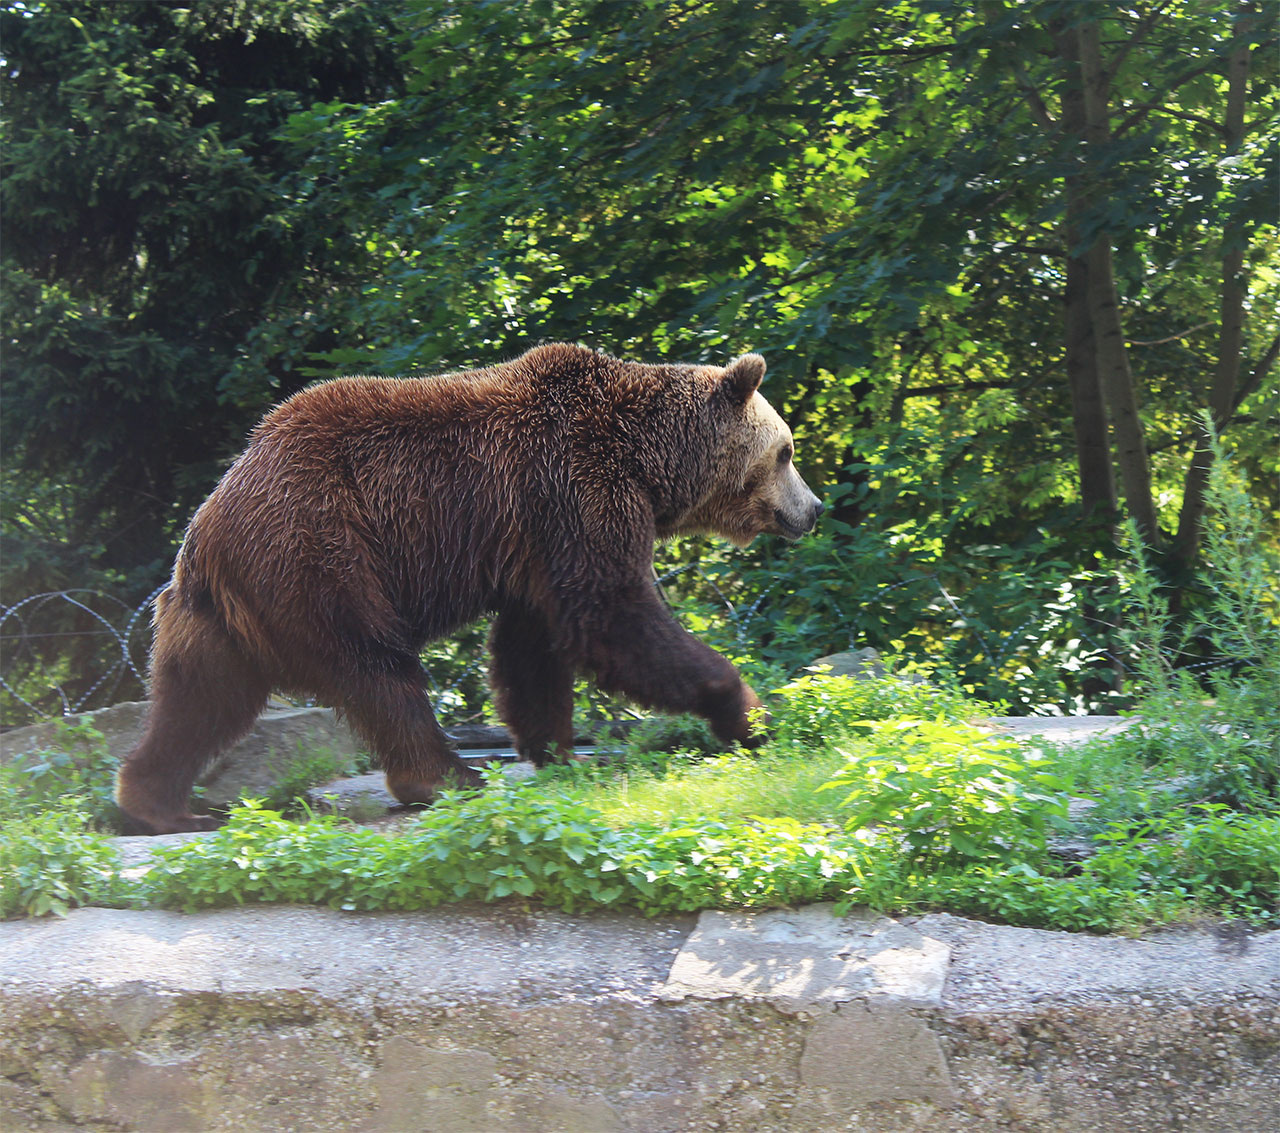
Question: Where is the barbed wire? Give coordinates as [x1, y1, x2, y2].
[0, 588, 165, 723]
[0, 570, 1235, 730]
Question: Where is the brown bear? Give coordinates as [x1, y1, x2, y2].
[116, 343, 823, 833]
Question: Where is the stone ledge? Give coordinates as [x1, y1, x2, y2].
[2, 903, 1277, 1132]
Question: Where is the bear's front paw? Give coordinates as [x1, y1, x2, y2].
[705, 680, 769, 748]
[385, 763, 485, 806]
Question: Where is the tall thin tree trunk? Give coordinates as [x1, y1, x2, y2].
[1064, 254, 1116, 520]
[1057, 27, 1117, 523]
[1173, 23, 1252, 561]
[1078, 19, 1161, 543]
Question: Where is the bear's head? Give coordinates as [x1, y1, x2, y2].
[679, 354, 824, 547]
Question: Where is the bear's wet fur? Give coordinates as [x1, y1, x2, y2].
[116, 343, 823, 833]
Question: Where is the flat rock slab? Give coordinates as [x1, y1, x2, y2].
[663, 904, 949, 1008]
[983, 715, 1136, 744]
[3, 903, 1277, 1132]
[914, 912, 1280, 1009]
[309, 762, 538, 817]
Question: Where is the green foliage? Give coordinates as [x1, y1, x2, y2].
[769, 669, 989, 749]
[1, 0, 406, 598]
[654, 425, 1136, 715]
[1089, 808, 1280, 925]
[0, 802, 130, 918]
[130, 779, 1279, 932]
[7, 666, 1275, 930]
[820, 718, 1070, 869]
[141, 790, 869, 917]
[613, 713, 723, 760]
[6, 0, 1278, 728]
[879, 808, 1280, 933]
[537, 675, 995, 827]
[261, 743, 366, 814]
[543, 748, 852, 830]
[1110, 442, 1280, 811]
[901, 868, 1170, 935]
[140, 800, 395, 912]
[0, 721, 121, 831]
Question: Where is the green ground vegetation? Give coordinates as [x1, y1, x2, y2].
[4, 675, 1275, 932]
[4, 675, 1275, 929]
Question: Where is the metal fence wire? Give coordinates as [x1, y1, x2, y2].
[0, 569, 1233, 730]
[3, 573, 807, 727]
[1, 587, 166, 724]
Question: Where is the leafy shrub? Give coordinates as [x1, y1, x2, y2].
[1114, 440, 1280, 813]
[655, 439, 1133, 717]
[261, 743, 366, 814]
[0, 720, 121, 830]
[820, 717, 1070, 868]
[768, 670, 989, 750]
[902, 866, 1169, 934]
[142, 784, 872, 916]
[615, 713, 723, 759]
[140, 800, 397, 911]
[1088, 808, 1280, 923]
[0, 802, 131, 917]
[1174, 809, 1280, 917]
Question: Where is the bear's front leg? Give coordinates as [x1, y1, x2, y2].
[573, 585, 767, 748]
[489, 604, 576, 766]
[335, 666, 485, 802]
[692, 671, 768, 748]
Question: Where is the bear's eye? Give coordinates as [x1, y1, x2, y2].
[777, 444, 793, 466]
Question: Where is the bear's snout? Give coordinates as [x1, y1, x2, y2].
[770, 462, 823, 540]
[773, 499, 822, 538]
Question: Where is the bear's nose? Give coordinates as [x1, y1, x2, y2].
[812, 499, 825, 522]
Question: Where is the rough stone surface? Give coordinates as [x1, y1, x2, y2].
[196, 706, 365, 807]
[806, 647, 887, 679]
[663, 904, 948, 1008]
[309, 762, 537, 818]
[0, 700, 153, 763]
[3, 903, 1278, 1132]
[798, 1001, 957, 1111]
[983, 714, 1137, 744]
[0, 701, 365, 808]
[909, 912, 1280, 1008]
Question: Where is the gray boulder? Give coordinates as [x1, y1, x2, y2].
[1, 701, 365, 809]
[806, 647, 887, 679]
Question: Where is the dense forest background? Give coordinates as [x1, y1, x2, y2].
[2, 0, 1277, 721]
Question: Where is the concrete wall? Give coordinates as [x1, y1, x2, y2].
[2, 903, 1277, 1132]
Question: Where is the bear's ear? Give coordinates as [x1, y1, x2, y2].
[718, 354, 766, 406]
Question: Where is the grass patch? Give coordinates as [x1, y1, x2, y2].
[538, 747, 851, 828]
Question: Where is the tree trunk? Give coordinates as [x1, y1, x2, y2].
[1172, 22, 1252, 561]
[1056, 27, 1117, 524]
[1078, 19, 1161, 543]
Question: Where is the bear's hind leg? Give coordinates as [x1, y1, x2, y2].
[337, 663, 484, 805]
[117, 606, 270, 834]
[489, 605, 575, 767]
